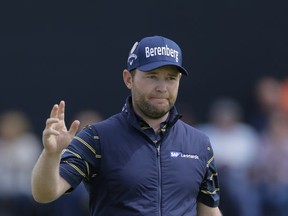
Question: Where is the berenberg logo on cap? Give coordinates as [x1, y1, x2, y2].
[145, 44, 179, 62]
[128, 43, 179, 66]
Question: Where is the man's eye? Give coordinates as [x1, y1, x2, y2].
[148, 76, 157, 79]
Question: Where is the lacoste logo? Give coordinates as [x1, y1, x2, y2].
[170, 151, 199, 159]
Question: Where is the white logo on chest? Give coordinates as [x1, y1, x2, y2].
[170, 151, 199, 159]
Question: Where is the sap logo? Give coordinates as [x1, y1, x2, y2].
[170, 151, 181, 158]
[170, 151, 200, 160]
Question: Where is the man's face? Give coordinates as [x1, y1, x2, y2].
[130, 66, 181, 119]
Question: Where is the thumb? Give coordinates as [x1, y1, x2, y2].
[68, 120, 80, 136]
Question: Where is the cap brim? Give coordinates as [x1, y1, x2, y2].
[138, 61, 188, 76]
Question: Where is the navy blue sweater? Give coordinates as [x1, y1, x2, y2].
[60, 96, 220, 216]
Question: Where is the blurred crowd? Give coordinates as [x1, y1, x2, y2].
[0, 75, 287, 216]
[196, 76, 288, 216]
[0, 108, 103, 216]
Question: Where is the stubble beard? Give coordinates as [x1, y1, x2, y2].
[134, 97, 174, 119]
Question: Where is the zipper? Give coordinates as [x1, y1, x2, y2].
[156, 143, 162, 216]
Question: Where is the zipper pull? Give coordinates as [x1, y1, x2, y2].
[156, 144, 160, 157]
[153, 140, 160, 156]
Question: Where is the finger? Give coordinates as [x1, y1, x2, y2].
[68, 120, 80, 136]
[50, 104, 59, 118]
[45, 118, 60, 128]
[58, 100, 65, 121]
[43, 127, 60, 137]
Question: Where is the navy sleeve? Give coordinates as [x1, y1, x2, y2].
[197, 140, 220, 207]
[60, 125, 101, 190]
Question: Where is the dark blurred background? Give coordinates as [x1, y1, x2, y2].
[1, 1, 288, 216]
[1, 1, 287, 135]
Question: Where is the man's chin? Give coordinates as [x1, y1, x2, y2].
[148, 108, 170, 119]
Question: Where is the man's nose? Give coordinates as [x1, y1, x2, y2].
[155, 80, 167, 92]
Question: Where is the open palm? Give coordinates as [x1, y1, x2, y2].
[42, 101, 80, 154]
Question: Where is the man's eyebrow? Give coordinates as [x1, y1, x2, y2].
[169, 72, 179, 76]
[145, 71, 157, 75]
[167, 72, 180, 77]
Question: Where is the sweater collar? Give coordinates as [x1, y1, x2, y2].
[121, 95, 182, 129]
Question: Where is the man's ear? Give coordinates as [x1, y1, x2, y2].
[123, 69, 132, 89]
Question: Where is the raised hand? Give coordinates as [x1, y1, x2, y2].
[42, 100, 80, 155]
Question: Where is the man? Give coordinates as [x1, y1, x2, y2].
[32, 35, 221, 215]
